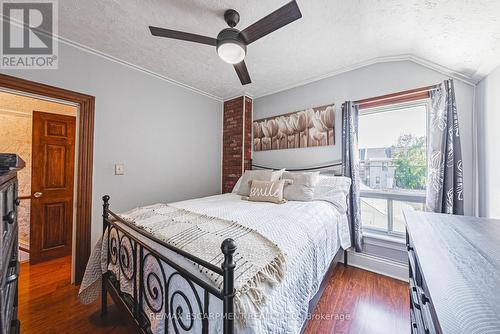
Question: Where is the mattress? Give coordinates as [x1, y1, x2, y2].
[110, 193, 351, 334]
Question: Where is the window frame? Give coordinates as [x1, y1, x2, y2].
[358, 98, 431, 238]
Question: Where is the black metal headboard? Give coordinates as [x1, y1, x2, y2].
[251, 161, 344, 175]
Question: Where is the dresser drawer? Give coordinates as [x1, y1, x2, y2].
[0, 281, 17, 334]
[0, 228, 16, 288]
[410, 302, 426, 334]
[416, 285, 437, 334]
[0, 256, 18, 334]
[0, 159, 23, 334]
[410, 280, 432, 334]
[1, 180, 17, 260]
[407, 231, 439, 334]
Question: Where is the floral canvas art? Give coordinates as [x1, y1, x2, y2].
[253, 104, 335, 151]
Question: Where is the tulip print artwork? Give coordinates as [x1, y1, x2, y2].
[253, 104, 335, 151]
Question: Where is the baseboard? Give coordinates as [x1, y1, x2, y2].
[344, 250, 408, 282]
[18, 240, 30, 262]
[18, 249, 29, 263]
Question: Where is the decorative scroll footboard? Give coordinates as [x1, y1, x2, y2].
[100, 195, 236, 334]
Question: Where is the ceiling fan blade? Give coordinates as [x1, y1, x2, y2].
[239, 0, 302, 44]
[149, 26, 217, 46]
[234, 61, 252, 85]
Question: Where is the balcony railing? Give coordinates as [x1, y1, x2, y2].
[360, 189, 426, 237]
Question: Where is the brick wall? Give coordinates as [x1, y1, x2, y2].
[222, 96, 252, 193]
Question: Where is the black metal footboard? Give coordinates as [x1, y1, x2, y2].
[100, 195, 236, 334]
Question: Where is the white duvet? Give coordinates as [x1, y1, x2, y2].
[174, 193, 350, 333]
[106, 192, 351, 334]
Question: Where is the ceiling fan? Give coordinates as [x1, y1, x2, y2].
[149, 1, 302, 85]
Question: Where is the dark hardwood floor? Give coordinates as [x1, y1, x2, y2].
[18, 256, 134, 334]
[19, 256, 409, 334]
[303, 265, 410, 334]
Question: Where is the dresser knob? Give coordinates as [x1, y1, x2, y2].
[3, 211, 15, 224]
[421, 293, 430, 304]
[5, 273, 18, 285]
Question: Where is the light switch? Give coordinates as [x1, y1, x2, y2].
[115, 164, 125, 175]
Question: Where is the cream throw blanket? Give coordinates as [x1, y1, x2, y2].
[79, 204, 285, 322]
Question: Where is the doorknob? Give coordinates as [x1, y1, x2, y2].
[33, 192, 43, 198]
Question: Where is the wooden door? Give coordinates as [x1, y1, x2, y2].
[30, 111, 76, 264]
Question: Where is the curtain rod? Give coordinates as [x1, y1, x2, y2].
[353, 83, 441, 106]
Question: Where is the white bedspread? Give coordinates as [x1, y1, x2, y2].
[97, 193, 351, 334]
[172, 193, 350, 333]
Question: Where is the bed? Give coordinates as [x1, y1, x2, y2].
[82, 165, 352, 334]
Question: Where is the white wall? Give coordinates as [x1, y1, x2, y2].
[476, 65, 500, 218]
[254, 61, 476, 216]
[0, 41, 223, 245]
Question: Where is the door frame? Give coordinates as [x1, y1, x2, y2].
[0, 73, 94, 284]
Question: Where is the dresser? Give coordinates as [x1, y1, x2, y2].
[0, 154, 23, 334]
[405, 210, 500, 334]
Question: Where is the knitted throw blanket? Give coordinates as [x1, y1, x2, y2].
[79, 204, 285, 323]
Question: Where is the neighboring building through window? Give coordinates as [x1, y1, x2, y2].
[358, 101, 428, 236]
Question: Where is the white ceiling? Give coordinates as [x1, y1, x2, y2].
[60, 0, 500, 100]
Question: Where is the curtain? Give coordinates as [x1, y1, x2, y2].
[342, 101, 362, 252]
[426, 79, 464, 215]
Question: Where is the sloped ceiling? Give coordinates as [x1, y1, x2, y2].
[59, 0, 500, 99]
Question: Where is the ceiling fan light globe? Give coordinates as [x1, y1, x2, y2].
[217, 41, 246, 64]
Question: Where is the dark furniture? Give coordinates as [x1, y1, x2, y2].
[0, 154, 24, 334]
[405, 210, 500, 334]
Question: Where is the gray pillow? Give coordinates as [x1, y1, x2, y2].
[282, 171, 320, 201]
[237, 169, 285, 196]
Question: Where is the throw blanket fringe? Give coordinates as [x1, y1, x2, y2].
[235, 253, 285, 323]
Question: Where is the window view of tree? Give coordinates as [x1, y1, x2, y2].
[358, 105, 427, 193]
[392, 134, 426, 190]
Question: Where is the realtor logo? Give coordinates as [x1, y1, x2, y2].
[1, 0, 58, 69]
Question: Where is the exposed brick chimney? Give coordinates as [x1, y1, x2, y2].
[222, 96, 252, 193]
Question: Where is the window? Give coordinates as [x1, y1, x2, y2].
[358, 101, 428, 237]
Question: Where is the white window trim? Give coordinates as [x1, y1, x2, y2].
[359, 98, 430, 238]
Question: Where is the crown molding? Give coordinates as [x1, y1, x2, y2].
[253, 54, 478, 100]
[402, 55, 477, 86]
[54, 36, 224, 102]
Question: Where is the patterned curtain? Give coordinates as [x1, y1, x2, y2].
[342, 101, 362, 252]
[426, 79, 464, 215]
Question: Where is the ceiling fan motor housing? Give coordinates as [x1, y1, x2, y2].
[216, 28, 247, 52]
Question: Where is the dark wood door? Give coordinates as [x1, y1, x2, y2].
[30, 111, 76, 264]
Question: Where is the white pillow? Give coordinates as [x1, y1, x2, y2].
[231, 176, 243, 193]
[282, 171, 320, 201]
[314, 175, 352, 213]
[272, 168, 286, 181]
[237, 169, 285, 196]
